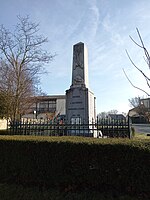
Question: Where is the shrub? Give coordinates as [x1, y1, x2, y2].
[0, 136, 149, 198]
[0, 130, 8, 135]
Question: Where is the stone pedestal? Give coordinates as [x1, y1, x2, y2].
[66, 87, 95, 124]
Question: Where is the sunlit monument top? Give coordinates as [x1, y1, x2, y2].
[71, 42, 88, 88]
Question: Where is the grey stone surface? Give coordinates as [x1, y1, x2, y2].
[66, 42, 96, 129]
[71, 42, 88, 88]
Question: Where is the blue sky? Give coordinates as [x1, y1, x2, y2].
[0, 0, 150, 114]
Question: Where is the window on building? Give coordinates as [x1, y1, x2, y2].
[39, 100, 56, 113]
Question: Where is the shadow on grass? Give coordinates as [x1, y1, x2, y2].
[0, 183, 140, 200]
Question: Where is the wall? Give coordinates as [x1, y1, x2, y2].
[56, 98, 66, 115]
[0, 119, 7, 130]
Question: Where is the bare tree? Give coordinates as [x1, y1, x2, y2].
[128, 96, 141, 108]
[98, 110, 119, 119]
[0, 16, 55, 121]
[108, 109, 118, 115]
[97, 112, 108, 119]
[123, 28, 150, 96]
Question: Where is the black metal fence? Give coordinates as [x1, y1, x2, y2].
[8, 118, 131, 138]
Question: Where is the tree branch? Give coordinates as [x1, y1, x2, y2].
[123, 68, 150, 96]
[126, 49, 150, 87]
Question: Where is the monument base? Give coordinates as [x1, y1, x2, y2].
[66, 125, 102, 138]
[66, 86, 95, 125]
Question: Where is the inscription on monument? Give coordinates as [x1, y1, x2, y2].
[72, 95, 80, 98]
[68, 108, 84, 110]
[70, 102, 82, 104]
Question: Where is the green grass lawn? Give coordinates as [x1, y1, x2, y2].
[134, 132, 150, 140]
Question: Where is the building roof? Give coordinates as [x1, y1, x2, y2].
[108, 114, 126, 120]
[30, 95, 66, 101]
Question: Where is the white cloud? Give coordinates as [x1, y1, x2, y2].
[101, 13, 125, 46]
[88, 0, 100, 40]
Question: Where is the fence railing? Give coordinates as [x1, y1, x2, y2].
[8, 118, 131, 138]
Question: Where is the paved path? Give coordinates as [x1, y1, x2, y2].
[132, 124, 150, 135]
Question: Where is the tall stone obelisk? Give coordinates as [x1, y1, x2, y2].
[66, 42, 96, 130]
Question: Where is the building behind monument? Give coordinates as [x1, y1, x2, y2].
[22, 95, 66, 120]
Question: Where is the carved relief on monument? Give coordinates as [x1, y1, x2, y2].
[73, 75, 84, 85]
[73, 43, 84, 70]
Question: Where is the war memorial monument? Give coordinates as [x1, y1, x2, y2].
[66, 42, 97, 136]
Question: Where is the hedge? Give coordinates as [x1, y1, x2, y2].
[0, 136, 149, 198]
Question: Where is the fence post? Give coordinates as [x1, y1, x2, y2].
[128, 114, 132, 139]
[96, 116, 98, 138]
